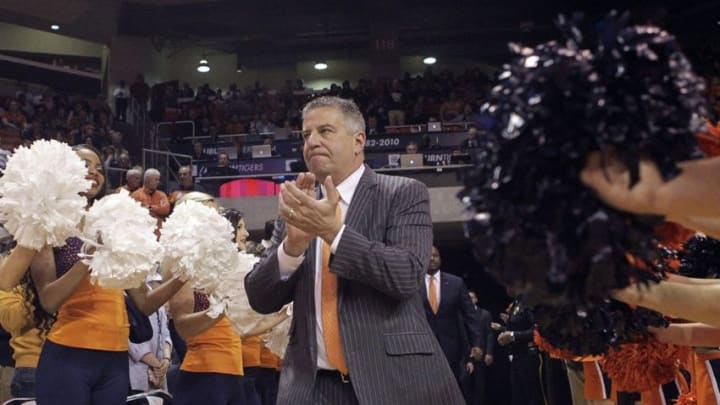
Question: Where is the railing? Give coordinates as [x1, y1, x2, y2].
[142, 148, 193, 186]
[156, 120, 196, 144]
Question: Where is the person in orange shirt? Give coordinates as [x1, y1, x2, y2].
[0, 265, 49, 398]
[30, 145, 186, 405]
[131, 168, 170, 238]
[116, 167, 142, 194]
[168, 194, 253, 405]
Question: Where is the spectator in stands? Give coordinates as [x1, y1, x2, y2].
[108, 152, 132, 189]
[256, 113, 276, 135]
[387, 80, 406, 126]
[340, 80, 355, 100]
[179, 83, 194, 99]
[113, 80, 130, 122]
[208, 125, 220, 143]
[128, 273, 173, 394]
[206, 153, 239, 177]
[83, 135, 96, 149]
[1, 101, 27, 129]
[131, 168, 170, 238]
[118, 167, 143, 194]
[263, 137, 278, 156]
[440, 92, 465, 122]
[102, 146, 115, 164]
[461, 126, 482, 149]
[274, 120, 293, 140]
[107, 131, 129, 163]
[78, 123, 98, 147]
[204, 153, 239, 197]
[191, 142, 213, 161]
[225, 113, 245, 134]
[131, 74, 150, 113]
[366, 114, 380, 136]
[168, 165, 207, 206]
[405, 140, 420, 154]
[198, 118, 211, 138]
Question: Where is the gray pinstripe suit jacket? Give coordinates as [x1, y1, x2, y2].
[245, 166, 464, 405]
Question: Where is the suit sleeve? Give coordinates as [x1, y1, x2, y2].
[512, 307, 536, 345]
[485, 319, 496, 356]
[513, 328, 535, 345]
[330, 179, 433, 300]
[245, 222, 304, 314]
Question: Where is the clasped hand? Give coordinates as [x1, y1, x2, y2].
[279, 173, 342, 256]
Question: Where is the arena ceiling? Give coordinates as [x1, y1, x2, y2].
[0, 0, 718, 65]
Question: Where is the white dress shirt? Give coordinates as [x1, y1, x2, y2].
[277, 164, 365, 370]
[425, 271, 441, 309]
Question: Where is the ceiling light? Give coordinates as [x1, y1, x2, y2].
[50, 24, 60, 31]
[423, 56, 437, 65]
[314, 62, 328, 70]
[197, 59, 210, 73]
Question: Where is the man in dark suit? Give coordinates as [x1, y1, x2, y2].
[463, 290, 496, 405]
[245, 96, 463, 405]
[497, 294, 544, 405]
[421, 246, 482, 380]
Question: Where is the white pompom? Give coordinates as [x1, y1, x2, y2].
[160, 200, 238, 294]
[81, 190, 162, 290]
[0, 140, 90, 250]
[264, 305, 293, 358]
[220, 251, 291, 357]
[219, 252, 263, 331]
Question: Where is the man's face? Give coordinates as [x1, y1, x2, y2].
[406, 143, 418, 154]
[468, 292, 478, 306]
[218, 153, 230, 167]
[127, 174, 141, 189]
[145, 174, 160, 191]
[179, 167, 193, 186]
[468, 128, 478, 138]
[194, 143, 203, 155]
[302, 106, 364, 182]
[428, 246, 441, 274]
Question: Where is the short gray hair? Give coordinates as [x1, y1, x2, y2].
[144, 168, 161, 180]
[126, 167, 142, 178]
[301, 96, 365, 135]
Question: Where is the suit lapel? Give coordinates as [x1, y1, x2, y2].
[439, 273, 451, 312]
[343, 166, 377, 235]
[420, 278, 432, 314]
[336, 167, 377, 308]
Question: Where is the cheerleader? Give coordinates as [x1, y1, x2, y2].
[168, 193, 252, 405]
[30, 145, 186, 405]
